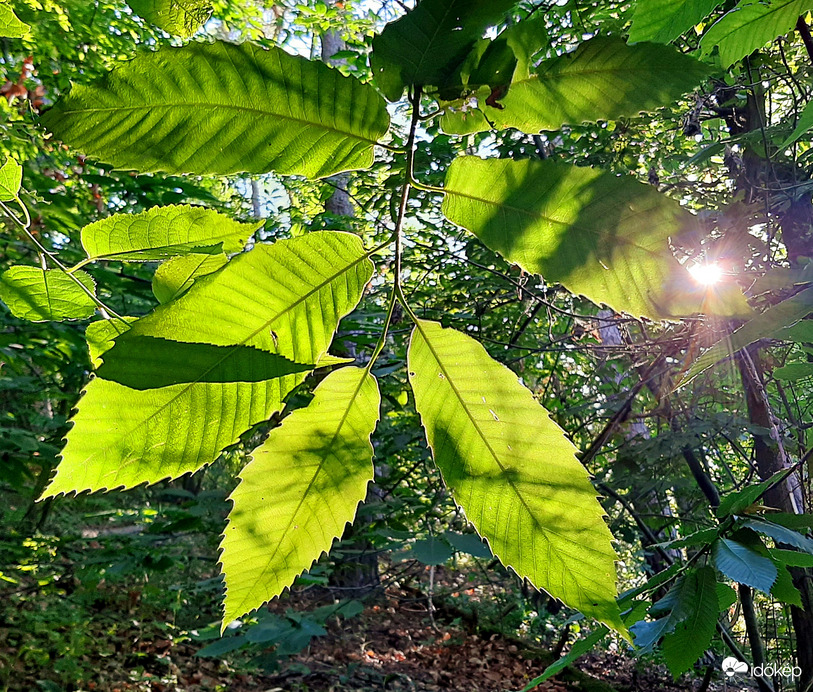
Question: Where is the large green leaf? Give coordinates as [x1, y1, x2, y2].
[700, 0, 813, 67]
[677, 286, 813, 387]
[440, 38, 710, 135]
[0, 1, 29, 37]
[370, 0, 515, 101]
[152, 253, 229, 303]
[407, 319, 624, 634]
[81, 205, 258, 263]
[712, 538, 777, 593]
[126, 0, 212, 37]
[42, 41, 390, 179]
[220, 366, 379, 625]
[41, 232, 373, 497]
[442, 157, 705, 320]
[0, 267, 97, 322]
[0, 157, 22, 200]
[661, 567, 719, 677]
[742, 519, 813, 554]
[629, 0, 724, 44]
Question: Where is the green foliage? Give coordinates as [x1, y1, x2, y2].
[81, 205, 258, 262]
[0, 0, 28, 37]
[42, 41, 390, 178]
[441, 38, 711, 135]
[42, 232, 373, 497]
[220, 366, 379, 626]
[0, 157, 22, 200]
[407, 319, 624, 634]
[441, 156, 700, 319]
[0, 267, 97, 322]
[712, 538, 777, 593]
[700, 0, 813, 67]
[661, 567, 718, 677]
[629, 0, 723, 44]
[126, 0, 212, 37]
[152, 253, 230, 303]
[370, 0, 516, 101]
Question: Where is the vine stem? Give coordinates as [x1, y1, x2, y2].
[0, 197, 123, 319]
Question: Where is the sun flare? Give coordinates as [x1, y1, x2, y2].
[687, 262, 723, 286]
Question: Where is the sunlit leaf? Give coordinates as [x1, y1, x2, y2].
[220, 366, 379, 626]
[0, 157, 22, 201]
[700, 0, 813, 68]
[41, 232, 373, 497]
[629, 0, 724, 43]
[43, 41, 390, 178]
[0, 1, 29, 37]
[81, 205, 258, 263]
[0, 266, 96, 322]
[408, 319, 625, 634]
[152, 253, 229, 303]
[442, 156, 703, 320]
[126, 0, 212, 37]
[441, 38, 710, 135]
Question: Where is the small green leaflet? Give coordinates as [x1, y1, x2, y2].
[152, 253, 229, 303]
[81, 205, 258, 263]
[716, 467, 797, 518]
[41, 232, 373, 497]
[519, 626, 609, 690]
[0, 267, 97, 322]
[408, 537, 454, 565]
[0, 157, 22, 201]
[770, 561, 803, 607]
[407, 319, 625, 635]
[442, 157, 703, 320]
[629, 0, 724, 44]
[676, 286, 813, 387]
[126, 0, 212, 37]
[86, 317, 138, 367]
[779, 97, 813, 149]
[774, 362, 813, 381]
[370, 0, 515, 101]
[661, 567, 719, 678]
[440, 38, 710, 135]
[42, 41, 390, 179]
[0, 1, 29, 37]
[700, 0, 813, 68]
[712, 538, 777, 593]
[220, 367, 379, 627]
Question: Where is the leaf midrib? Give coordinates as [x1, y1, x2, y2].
[57, 102, 381, 147]
[414, 322, 613, 581]
[77, 244, 372, 472]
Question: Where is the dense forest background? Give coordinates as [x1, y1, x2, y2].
[1, 0, 813, 691]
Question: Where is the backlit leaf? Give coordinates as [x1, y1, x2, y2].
[408, 319, 624, 634]
[0, 266, 97, 322]
[700, 0, 813, 68]
[42, 41, 390, 179]
[126, 0, 212, 37]
[370, 0, 515, 101]
[41, 232, 373, 497]
[153, 253, 229, 303]
[440, 38, 710, 135]
[441, 156, 702, 320]
[0, 157, 22, 201]
[629, 0, 724, 44]
[81, 205, 258, 263]
[0, 1, 29, 37]
[220, 366, 379, 625]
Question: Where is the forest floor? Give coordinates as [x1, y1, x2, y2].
[0, 507, 760, 692]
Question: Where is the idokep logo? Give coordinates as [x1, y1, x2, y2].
[722, 657, 749, 677]
[721, 656, 802, 682]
